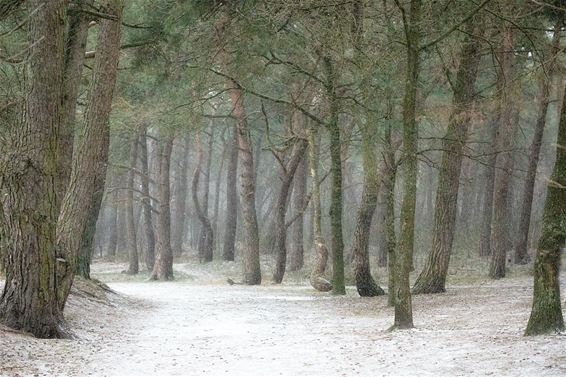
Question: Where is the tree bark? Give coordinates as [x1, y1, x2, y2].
[172, 134, 190, 256]
[107, 174, 119, 260]
[150, 135, 174, 281]
[139, 127, 155, 271]
[515, 23, 561, 265]
[56, 0, 122, 310]
[525, 77, 566, 336]
[222, 123, 239, 261]
[490, 26, 516, 279]
[393, 0, 421, 329]
[125, 131, 140, 275]
[193, 130, 214, 263]
[479, 117, 500, 257]
[289, 153, 307, 271]
[412, 20, 483, 294]
[272, 139, 308, 284]
[0, 0, 68, 339]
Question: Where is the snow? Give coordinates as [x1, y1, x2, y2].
[1, 264, 565, 377]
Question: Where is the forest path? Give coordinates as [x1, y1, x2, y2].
[83, 275, 566, 377]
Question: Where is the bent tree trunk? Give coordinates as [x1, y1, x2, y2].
[272, 139, 308, 284]
[0, 0, 68, 339]
[394, 0, 421, 329]
[308, 126, 332, 292]
[222, 124, 239, 261]
[515, 23, 561, 265]
[412, 19, 483, 294]
[490, 27, 516, 279]
[150, 136, 174, 281]
[56, 0, 122, 311]
[351, 118, 385, 297]
[193, 130, 214, 263]
[126, 131, 140, 275]
[525, 79, 566, 336]
[139, 127, 156, 270]
[289, 153, 307, 271]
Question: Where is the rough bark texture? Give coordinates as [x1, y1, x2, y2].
[384, 128, 398, 307]
[272, 139, 308, 284]
[172, 134, 190, 256]
[479, 117, 500, 257]
[490, 27, 516, 279]
[126, 132, 140, 275]
[222, 124, 239, 261]
[229, 86, 261, 284]
[515, 23, 561, 265]
[139, 128, 155, 271]
[394, 0, 421, 329]
[193, 130, 214, 263]
[412, 20, 482, 294]
[289, 153, 307, 271]
[56, 0, 122, 310]
[150, 136, 174, 281]
[324, 56, 346, 295]
[307, 127, 332, 292]
[56, 9, 90, 208]
[525, 77, 566, 336]
[0, 0, 69, 339]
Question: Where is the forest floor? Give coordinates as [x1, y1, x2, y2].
[1, 259, 566, 377]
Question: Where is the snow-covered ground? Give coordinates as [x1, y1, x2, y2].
[1, 262, 565, 376]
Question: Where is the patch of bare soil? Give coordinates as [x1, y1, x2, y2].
[1, 264, 565, 377]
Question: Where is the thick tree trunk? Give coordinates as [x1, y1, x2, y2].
[222, 124, 239, 261]
[126, 131, 140, 275]
[490, 27, 516, 279]
[56, 0, 122, 310]
[139, 128, 156, 271]
[308, 126, 332, 292]
[289, 154, 307, 271]
[229, 85, 261, 284]
[393, 0, 421, 329]
[193, 130, 214, 263]
[272, 139, 308, 284]
[150, 136, 174, 281]
[525, 78, 566, 336]
[56, 10, 90, 207]
[515, 23, 561, 265]
[323, 56, 346, 295]
[0, 0, 68, 339]
[412, 20, 482, 294]
[384, 128, 398, 307]
[172, 134, 190, 256]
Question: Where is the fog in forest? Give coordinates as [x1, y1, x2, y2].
[0, 1, 565, 376]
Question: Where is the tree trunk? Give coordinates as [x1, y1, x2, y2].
[55, 0, 122, 310]
[212, 135, 227, 250]
[139, 127, 156, 271]
[323, 56, 346, 295]
[56, 10, 90, 207]
[193, 130, 214, 263]
[490, 27, 516, 279]
[525, 77, 566, 336]
[126, 131, 140, 275]
[222, 124, 239, 261]
[351, 112, 386, 297]
[515, 23, 561, 265]
[150, 136, 174, 281]
[107, 174, 119, 259]
[172, 134, 190, 256]
[0, 0, 68, 339]
[412, 20, 483, 294]
[479, 117, 500, 257]
[289, 153, 307, 271]
[384, 126, 398, 307]
[393, 0, 421, 329]
[272, 139, 308, 284]
[308, 126, 332, 292]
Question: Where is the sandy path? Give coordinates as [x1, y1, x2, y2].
[81, 278, 566, 377]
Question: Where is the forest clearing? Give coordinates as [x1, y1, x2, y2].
[1, 260, 565, 377]
[1, 0, 566, 376]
